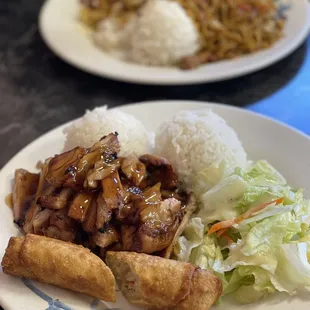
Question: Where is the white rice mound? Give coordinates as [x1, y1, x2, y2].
[93, 18, 125, 53]
[128, 0, 201, 66]
[63, 106, 152, 156]
[155, 109, 248, 196]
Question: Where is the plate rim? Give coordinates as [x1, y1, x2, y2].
[38, 0, 310, 85]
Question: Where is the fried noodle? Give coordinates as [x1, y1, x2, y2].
[178, 0, 286, 68]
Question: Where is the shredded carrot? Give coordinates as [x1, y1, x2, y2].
[208, 197, 284, 235]
[243, 196, 284, 218]
[216, 228, 229, 237]
[208, 219, 236, 235]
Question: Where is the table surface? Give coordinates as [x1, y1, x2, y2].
[0, 1, 310, 309]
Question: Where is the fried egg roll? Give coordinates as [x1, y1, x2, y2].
[106, 251, 222, 309]
[171, 268, 223, 310]
[1, 234, 116, 302]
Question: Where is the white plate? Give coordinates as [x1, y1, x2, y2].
[38, 0, 310, 85]
[1, 101, 310, 310]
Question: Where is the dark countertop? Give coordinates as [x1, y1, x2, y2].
[0, 1, 309, 309]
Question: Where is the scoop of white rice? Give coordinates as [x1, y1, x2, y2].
[93, 0, 201, 66]
[128, 0, 201, 66]
[93, 18, 125, 52]
[155, 110, 248, 196]
[63, 106, 152, 156]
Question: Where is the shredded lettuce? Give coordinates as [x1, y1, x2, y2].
[271, 243, 310, 293]
[174, 218, 204, 262]
[241, 213, 301, 256]
[190, 233, 224, 274]
[225, 266, 276, 304]
[242, 160, 286, 186]
[199, 174, 247, 224]
[174, 160, 310, 304]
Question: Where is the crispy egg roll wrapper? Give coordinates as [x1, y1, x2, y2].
[106, 251, 195, 308]
[170, 268, 223, 310]
[1, 237, 34, 279]
[1, 234, 116, 302]
[106, 251, 222, 310]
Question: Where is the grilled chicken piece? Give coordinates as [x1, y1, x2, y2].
[45, 225, 61, 239]
[115, 203, 139, 225]
[64, 150, 101, 189]
[58, 230, 77, 243]
[13, 136, 189, 258]
[45, 147, 87, 187]
[23, 164, 49, 233]
[133, 182, 162, 210]
[125, 185, 143, 197]
[140, 198, 181, 228]
[49, 208, 78, 242]
[164, 194, 197, 258]
[84, 134, 121, 188]
[46, 133, 120, 190]
[12, 169, 40, 224]
[101, 170, 125, 210]
[82, 199, 98, 233]
[123, 198, 181, 254]
[116, 183, 162, 225]
[121, 154, 146, 186]
[45, 225, 76, 243]
[32, 208, 54, 235]
[37, 187, 74, 210]
[86, 158, 120, 184]
[121, 180, 143, 204]
[135, 223, 180, 254]
[90, 133, 120, 154]
[139, 154, 178, 189]
[23, 203, 41, 234]
[96, 195, 112, 229]
[93, 224, 119, 248]
[120, 225, 137, 251]
[68, 192, 93, 222]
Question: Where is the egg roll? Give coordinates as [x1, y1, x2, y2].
[170, 268, 223, 310]
[1, 236, 34, 279]
[106, 251, 222, 309]
[1, 234, 116, 302]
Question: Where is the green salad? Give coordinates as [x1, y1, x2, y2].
[174, 160, 310, 304]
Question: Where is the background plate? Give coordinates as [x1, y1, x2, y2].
[39, 0, 310, 85]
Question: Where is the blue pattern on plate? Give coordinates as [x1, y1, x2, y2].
[22, 279, 120, 310]
[275, 0, 291, 19]
[22, 279, 72, 310]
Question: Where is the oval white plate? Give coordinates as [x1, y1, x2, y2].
[1, 101, 310, 310]
[38, 0, 310, 85]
